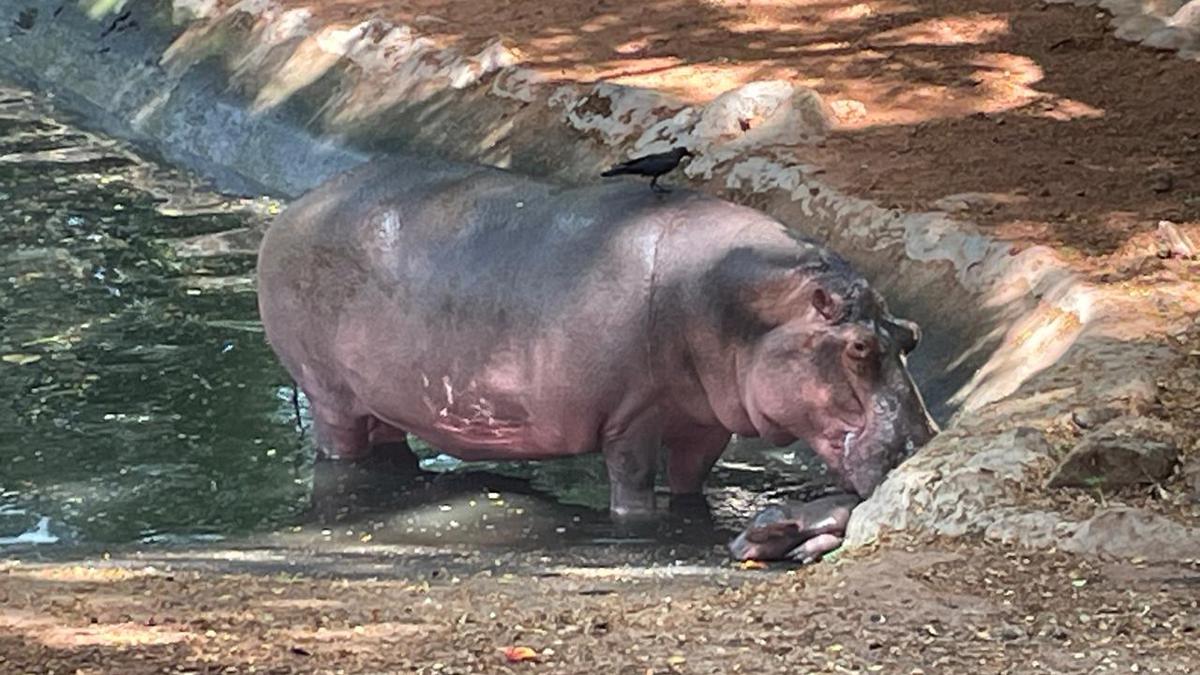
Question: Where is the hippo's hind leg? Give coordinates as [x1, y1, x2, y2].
[310, 403, 371, 460]
[312, 406, 421, 472]
[601, 414, 662, 521]
[366, 417, 421, 472]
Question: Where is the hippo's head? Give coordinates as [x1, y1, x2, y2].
[699, 246, 938, 497]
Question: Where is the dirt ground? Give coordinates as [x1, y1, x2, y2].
[2, 536, 1199, 674]
[274, 0, 1200, 258]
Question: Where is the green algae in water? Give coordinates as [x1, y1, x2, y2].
[0, 94, 310, 545]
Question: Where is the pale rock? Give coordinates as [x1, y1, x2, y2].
[1170, 0, 1200, 28]
[1047, 417, 1178, 489]
[1140, 0, 1189, 15]
[489, 68, 547, 103]
[1142, 25, 1199, 49]
[692, 81, 831, 153]
[828, 99, 867, 124]
[1062, 507, 1200, 560]
[846, 427, 1056, 546]
[984, 509, 1079, 549]
[553, 83, 684, 146]
[931, 192, 1026, 214]
[1183, 459, 1200, 502]
[1157, 220, 1197, 258]
[1114, 14, 1167, 40]
[1098, 0, 1143, 15]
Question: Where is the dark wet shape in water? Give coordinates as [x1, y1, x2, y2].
[0, 83, 832, 559]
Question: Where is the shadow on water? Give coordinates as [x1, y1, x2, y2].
[0, 82, 833, 562]
[289, 435, 832, 556]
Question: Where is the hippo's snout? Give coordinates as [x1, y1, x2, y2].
[841, 344, 940, 498]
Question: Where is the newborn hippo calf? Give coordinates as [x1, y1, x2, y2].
[729, 494, 859, 562]
[257, 155, 937, 521]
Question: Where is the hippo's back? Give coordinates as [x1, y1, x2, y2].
[258, 156, 674, 353]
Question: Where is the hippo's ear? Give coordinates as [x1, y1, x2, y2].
[812, 287, 841, 322]
[885, 317, 921, 354]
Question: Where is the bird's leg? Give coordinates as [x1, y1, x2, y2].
[650, 176, 669, 194]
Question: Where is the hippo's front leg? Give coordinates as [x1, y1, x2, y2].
[601, 416, 662, 520]
[665, 427, 732, 497]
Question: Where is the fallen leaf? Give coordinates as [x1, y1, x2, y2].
[2, 353, 41, 365]
[502, 646, 539, 663]
[739, 560, 768, 570]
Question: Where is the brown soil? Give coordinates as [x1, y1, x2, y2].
[3, 538, 1199, 674]
[273, 0, 1200, 257]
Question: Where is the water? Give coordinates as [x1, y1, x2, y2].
[0, 84, 829, 554]
[0, 85, 308, 545]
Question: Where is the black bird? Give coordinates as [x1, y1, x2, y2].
[601, 147, 693, 193]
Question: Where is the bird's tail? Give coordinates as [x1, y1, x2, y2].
[601, 166, 633, 177]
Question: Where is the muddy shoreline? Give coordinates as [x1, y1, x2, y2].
[4, 537, 1199, 674]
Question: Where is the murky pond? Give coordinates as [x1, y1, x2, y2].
[0, 84, 307, 545]
[0, 83, 828, 557]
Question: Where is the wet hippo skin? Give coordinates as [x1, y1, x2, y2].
[257, 154, 937, 523]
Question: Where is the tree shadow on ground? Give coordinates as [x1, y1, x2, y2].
[65, 0, 1189, 255]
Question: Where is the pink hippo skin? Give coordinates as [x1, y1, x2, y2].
[257, 155, 938, 530]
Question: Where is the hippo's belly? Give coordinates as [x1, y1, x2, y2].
[366, 390, 604, 461]
[336, 328, 612, 460]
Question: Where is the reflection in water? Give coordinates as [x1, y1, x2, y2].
[0, 83, 832, 554]
[297, 457, 727, 551]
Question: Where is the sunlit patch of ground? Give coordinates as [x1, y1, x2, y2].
[1, 540, 1197, 673]
[226, 0, 1199, 257]
[11, 564, 159, 583]
[0, 610, 193, 649]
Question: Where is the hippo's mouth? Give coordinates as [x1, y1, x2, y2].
[819, 428, 859, 458]
[807, 423, 868, 480]
[840, 429, 858, 459]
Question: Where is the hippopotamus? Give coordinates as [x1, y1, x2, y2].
[257, 154, 937, 526]
[728, 494, 860, 563]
